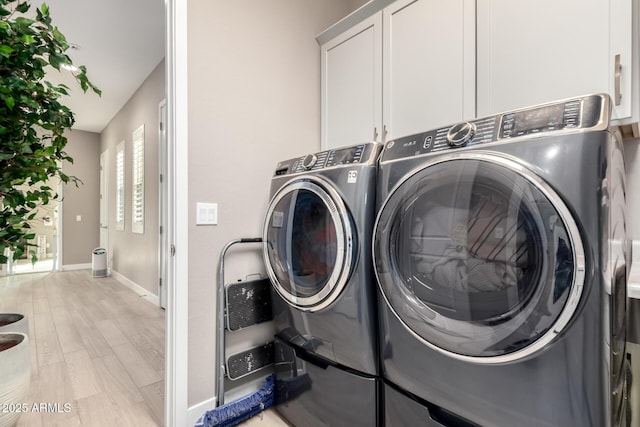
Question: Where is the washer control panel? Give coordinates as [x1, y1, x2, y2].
[274, 143, 378, 176]
[446, 122, 476, 147]
[500, 99, 581, 139]
[301, 154, 318, 170]
[381, 94, 608, 162]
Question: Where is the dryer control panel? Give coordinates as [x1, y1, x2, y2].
[273, 142, 380, 176]
[381, 93, 610, 162]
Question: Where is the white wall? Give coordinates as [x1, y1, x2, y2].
[625, 139, 640, 240]
[186, 0, 360, 407]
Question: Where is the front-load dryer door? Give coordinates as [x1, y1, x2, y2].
[374, 152, 585, 364]
[264, 176, 354, 312]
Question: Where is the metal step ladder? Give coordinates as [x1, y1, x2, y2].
[216, 238, 275, 405]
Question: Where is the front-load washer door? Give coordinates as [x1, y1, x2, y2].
[374, 152, 585, 364]
[264, 176, 354, 312]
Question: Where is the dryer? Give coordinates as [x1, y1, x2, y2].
[373, 94, 629, 426]
[263, 142, 381, 426]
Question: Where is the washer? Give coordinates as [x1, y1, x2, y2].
[263, 142, 381, 426]
[373, 94, 629, 426]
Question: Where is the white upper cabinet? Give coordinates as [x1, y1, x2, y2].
[321, 14, 382, 150]
[476, 0, 632, 121]
[383, 0, 475, 141]
[320, 0, 475, 149]
[321, 0, 636, 147]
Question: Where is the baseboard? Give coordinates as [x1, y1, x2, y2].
[61, 263, 92, 271]
[188, 396, 217, 427]
[111, 270, 160, 306]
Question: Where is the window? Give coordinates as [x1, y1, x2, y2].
[115, 141, 125, 231]
[132, 125, 145, 234]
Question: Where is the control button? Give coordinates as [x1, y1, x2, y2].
[446, 122, 476, 147]
[423, 135, 433, 149]
[301, 154, 318, 170]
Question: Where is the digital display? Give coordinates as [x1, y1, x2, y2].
[511, 104, 566, 133]
[332, 147, 358, 164]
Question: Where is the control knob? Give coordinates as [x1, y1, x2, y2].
[446, 122, 475, 147]
[301, 154, 318, 170]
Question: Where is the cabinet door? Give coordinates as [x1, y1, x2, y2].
[321, 14, 382, 150]
[383, 0, 476, 141]
[477, 0, 632, 120]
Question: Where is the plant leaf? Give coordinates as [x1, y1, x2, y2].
[20, 34, 36, 44]
[15, 16, 35, 28]
[4, 96, 14, 109]
[16, 2, 30, 13]
[0, 44, 14, 57]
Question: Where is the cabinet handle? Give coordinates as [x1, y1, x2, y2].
[614, 54, 622, 106]
[383, 124, 388, 142]
[373, 127, 379, 141]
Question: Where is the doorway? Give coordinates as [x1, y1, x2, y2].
[4, 180, 60, 276]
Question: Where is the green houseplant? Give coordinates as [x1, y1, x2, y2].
[0, 0, 100, 264]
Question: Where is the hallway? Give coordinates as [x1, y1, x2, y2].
[0, 271, 165, 426]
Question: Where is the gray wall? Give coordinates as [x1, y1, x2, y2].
[62, 130, 101, 265]
[100, 59, 165, 295]
[186, 0, 361, 408]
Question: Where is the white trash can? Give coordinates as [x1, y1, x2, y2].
[92, 248, 108, 277]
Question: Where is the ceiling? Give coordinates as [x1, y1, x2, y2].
[41, 0, 166, 133]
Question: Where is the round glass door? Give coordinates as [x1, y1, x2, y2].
[263, 177, 354, 312]
[374, 152, 584, 363]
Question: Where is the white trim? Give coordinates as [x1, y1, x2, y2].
[61, 263, 92, 271]
[111, 270, 160, 306]
[158, 99, 168, 309]
[56, 172, 63, 272]
[315, 0, 395, 45]
[187, 397, 217, 427]
[166, 0, 189, 425]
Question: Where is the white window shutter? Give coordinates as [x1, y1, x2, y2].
[132, 125, 145, 234]
[115, 141, 125, 231]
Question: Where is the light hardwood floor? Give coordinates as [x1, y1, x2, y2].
[0, 270, 165, 427]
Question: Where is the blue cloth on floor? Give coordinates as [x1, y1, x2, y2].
[195, 374, 275, 427]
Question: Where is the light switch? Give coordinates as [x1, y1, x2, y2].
[196, 202, 218, 225]
[76, 215, 82, 222]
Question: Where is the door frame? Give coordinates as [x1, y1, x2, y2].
[165, 0, 189, 425]
[158, 99, 168, 309]
[52, 176, 63, 272]
[99, 149, 109, 261]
